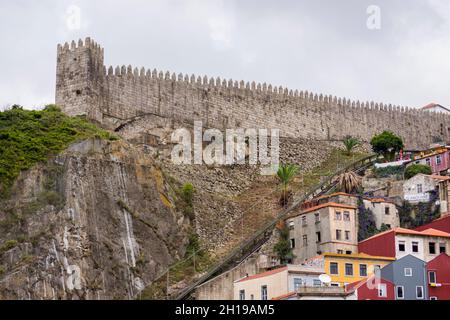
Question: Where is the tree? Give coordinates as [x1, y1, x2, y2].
[337, 171, 362, 194]
[404, 164, 432, 179]
[273, 222, 294, 265]
[277, 164, 299, 207]
[379, 224, 391, 232]
[342, 136, 360, 155]
[370, 131, 404, 161]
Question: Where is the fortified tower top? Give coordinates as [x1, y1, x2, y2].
[56, 37, 105, 122]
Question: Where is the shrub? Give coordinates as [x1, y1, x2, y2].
[0, 105, 115, 197]
[373, 165, 405, 178]
[181, 183, 195, 220]
[273, 222, 294, 264]
[0, 240, 19, 255]
[405, 164, 432, 179]
[342, 136, 360, 155]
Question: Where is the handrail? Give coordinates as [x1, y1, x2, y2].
[175, 153, 382, 300]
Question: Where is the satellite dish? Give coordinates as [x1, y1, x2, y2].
[319, 274, 332, 284]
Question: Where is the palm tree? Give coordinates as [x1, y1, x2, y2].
[343, 136, 360, 156]
[337, 170, 362, 194]
[277, 164, 299, 207]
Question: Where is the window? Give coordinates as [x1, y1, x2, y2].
[398, 241, 406, 252]
[337, 250, 344, 254]
[426, 158, 431, 166]
[404, 268, 412, 277]
[313, 279, 322, 287]
[239, 290, 245, 300]
[416, 286, 424, 299]
[330, 283, 340, 287]
[290, 238, 296, 249]
[412, 242, 419, 253]
[345, 251, 352, 255]
[343, 211, 350, 221]
[316, 232, 321, 243]
[314, 213, 320, 223]
[378, 284, 387, 298]
[359, 264, 368, 277]
[330, 262, 339, 275]
[374, 265, 381, 276]
[437, 155, 442, 165]
[293, 278, 303, 290]
[335, 211, 342, 220]
[336, 230, 342, 240]
[345, 231, 350, 241]
[385, 206, 390, 215]
[396, 286, 404, 299]
[440, 243, 446, 254]
[429, 242, 436, 255]
[250, 294, 254, 300]
[261, 285, 268, 300]
[417, 184, 423, 193]
[302, 235, 308, 246]
[429, 271, 437, 284]
[430, 297, 438, 301]
[301, 216, 307, 226]
[345, 263, 353, 276]
[288, 220, 295, 230]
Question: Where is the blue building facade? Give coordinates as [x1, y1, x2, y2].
[381, 255, 428, 300]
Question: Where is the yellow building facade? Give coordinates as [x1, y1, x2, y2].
[323, 253, 395, 287]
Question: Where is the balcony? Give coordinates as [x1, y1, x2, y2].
[296, 286, 348, 297]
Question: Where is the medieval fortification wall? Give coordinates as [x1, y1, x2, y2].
[56, 38, 450, 149]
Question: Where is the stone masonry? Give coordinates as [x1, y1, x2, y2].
[56, 38, 450, 149]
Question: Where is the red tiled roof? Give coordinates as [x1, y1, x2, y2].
[297, 202, 356, 215]
[419, 228, 450, 238]
[422, 103, 450, 112]
[316, 192, 354, 200]
[236, 267, 288, 283]
[271, 292, 296, 300]
[345, 279, 366, 292]
[316, 193, 395, 204]
[415, 214, 450, 232]
[422, 103, 439, 110]
[345, 276, 394, 293]
[428, 175, 450, 181]
[359, 227, 450, 244]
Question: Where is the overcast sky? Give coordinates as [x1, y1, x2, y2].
[0, 0, 449, 110]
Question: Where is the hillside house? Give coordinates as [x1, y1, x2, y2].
[408, 146, 450, 175]
[358, 228, 450, 262]
[348, 255, 429, 300]
[304, 253, 395, 287]
[427, 254, 450, 300]
[402, 174, 442, 203]
[287, 203, 359, 262]
[233, 265, 323, 300]
[303, 193, 399, 230]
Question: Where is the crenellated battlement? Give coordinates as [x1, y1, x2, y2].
[55, 38, 450, 149]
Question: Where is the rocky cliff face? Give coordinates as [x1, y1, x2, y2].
[0, 138, 190, 300]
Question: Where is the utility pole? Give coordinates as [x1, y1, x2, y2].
[193, 250, 196, 273]
[166, 270, 169, 300]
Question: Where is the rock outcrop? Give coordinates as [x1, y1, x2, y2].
[0, 138, 190, 300]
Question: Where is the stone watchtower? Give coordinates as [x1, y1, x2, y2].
[56, 37, 105, 123]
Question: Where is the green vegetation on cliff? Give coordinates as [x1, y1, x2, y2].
[0, 105, 117, 197]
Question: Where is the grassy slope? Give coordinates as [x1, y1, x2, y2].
[0, 105, 117, 197]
